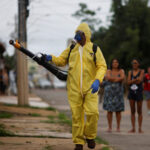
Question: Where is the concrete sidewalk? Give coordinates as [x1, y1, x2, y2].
[0, 95, 112, 150]
[0, 102, 73, 150]
[0, 95, 49, 108]
[33, 89, 150, 150]
[0, 137, 111, 150]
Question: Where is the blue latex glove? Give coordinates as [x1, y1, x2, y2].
[46, 55, 52, 61]
[91, 79, 100, 94]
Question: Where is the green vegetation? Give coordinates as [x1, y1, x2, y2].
[72, 3, 101, 31]
[58, 113, 72, 126]
[43, 145, 53, 150]
[102, 147, 110, 150]
[47, 115, 55, 120]
[42, 113, 72, 127]
[0, 112, 13, 118]
[4, 54, 16, 70]
[95, 136, 109, 145]
[0, 141, 5, 145]
[0, 124, 14, 136]
[95, 137, 110, 150]
[4, 104, 18, 107]
[73, 0, 150, 70]
[4, 104, 56, 112]
[42, 120, 56, 124]
[28, 113, 41, 117]
[0, 124, 5, 129]
[46, 107, 56, 112]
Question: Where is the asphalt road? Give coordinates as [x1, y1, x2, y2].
[33, 88, 150, 150]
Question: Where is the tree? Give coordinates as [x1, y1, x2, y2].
[93, 0, 150, 70]
[72, 3, 101, 31]
[4, 54, 16, 71]
[73, 0, 150, 70]
[0, 42, 6, 54]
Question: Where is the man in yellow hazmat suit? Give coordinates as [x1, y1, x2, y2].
[45, 23, 107, 150]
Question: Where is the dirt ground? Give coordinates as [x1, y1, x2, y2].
[0, 103, 112, 150]
[0, 137, 111, 150]
[0, 103, 58, 117]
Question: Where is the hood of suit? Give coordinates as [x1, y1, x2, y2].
[75, 22, 91, 42]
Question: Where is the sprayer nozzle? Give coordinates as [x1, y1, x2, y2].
[9, 40, 21, 49]
[71, 39, 77, 45]
[9, 40, 14, 45]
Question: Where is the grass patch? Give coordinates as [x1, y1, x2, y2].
[4, 104, 56, 112]
[58, 113, 72, 126]
[0, 124, 5, 129]
[43, 113, 72, 126]
[0, 112, 13, 118]
[44, 115, 57, 123]
[28, 113, 41, 117]
[47, 115, 55, 120]
[43, 145, 53, 150]
[46, 107, 56, 112]
[41, 120, 56, 124]
[101, 147, 110, 150]
[0, 141, 5, 145]
[58, 113, 68, 120]
[95, 136, 109, 145]
[0, 124, 14, 136]
[4, 104, 17, 107]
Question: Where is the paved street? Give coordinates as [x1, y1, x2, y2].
[33, 88, 150, 150]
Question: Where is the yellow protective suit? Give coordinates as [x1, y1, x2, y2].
[51, 23, 107, 145]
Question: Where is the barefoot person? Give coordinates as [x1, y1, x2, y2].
[144, 67, 150, 115]
[44, 23, 107, 150]
[127, 59, 144, 133]
[103, 58, 125, 132]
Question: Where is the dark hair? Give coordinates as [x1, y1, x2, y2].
[110, 58, 121, 70]
[131, 58, 141, 65]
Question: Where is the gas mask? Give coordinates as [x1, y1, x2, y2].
[74, 32, 82, 42]
[71, 31, 84, 46]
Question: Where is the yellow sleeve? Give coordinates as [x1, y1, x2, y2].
[95, 47, 107, 83]
[50, 47, 70, 67]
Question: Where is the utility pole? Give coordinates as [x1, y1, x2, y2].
[17, 0, 29, 105]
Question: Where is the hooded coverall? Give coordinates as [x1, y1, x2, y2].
[51, 23, 107, 145]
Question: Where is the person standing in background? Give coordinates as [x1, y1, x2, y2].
[144, 67, 150, 115]
[0, 68, 8, 95]
[103, 58, 125, 132]
[127, 59, 144, 133]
